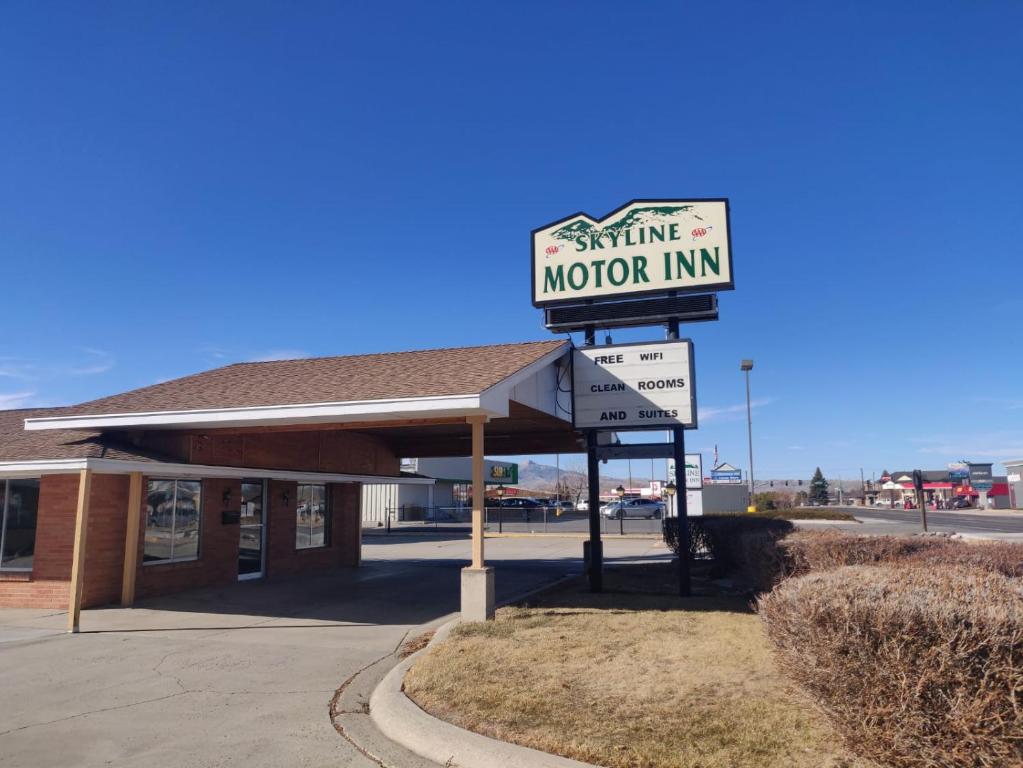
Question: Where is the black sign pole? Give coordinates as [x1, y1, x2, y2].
[673, 425, 691, 597]
[582, 323, 603, 592]
[665, 315, 691, 597]
[586, 430, 603, 592]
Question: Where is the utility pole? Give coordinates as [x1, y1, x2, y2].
[741, 360, 754, 508]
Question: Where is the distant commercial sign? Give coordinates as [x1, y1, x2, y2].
[948, 462, 969, 480]
[572, 340, 696, 430]
[667, 454, 703, 490]
[710, 469, 743, 484]
[532, 199, 733, 307]
[968, 462, 994, 491]
[488, 464, 518, 484]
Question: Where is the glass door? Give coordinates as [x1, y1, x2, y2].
[238, 480, 266, 580]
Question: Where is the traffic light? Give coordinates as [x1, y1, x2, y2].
[912, 470, 924, 491]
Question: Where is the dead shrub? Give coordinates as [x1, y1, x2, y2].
[780, 530, 949, 577]
[905, 539, 1023, 578]
[759, 565, 1023, 768]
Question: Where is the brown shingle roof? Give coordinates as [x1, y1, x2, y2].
[0, 408, 169, 463]
[58, 339, 569, 416]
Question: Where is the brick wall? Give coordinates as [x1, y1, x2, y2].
[0, 473, 365, 609]
[265, 480, 362, 579]
[82, 474, 130, 607]
[171, 430, 398, 476]
[0, 474, 79, 608]
[134, 477, 241, 601]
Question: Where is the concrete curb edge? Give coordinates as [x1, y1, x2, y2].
[367, 572, 600, 768]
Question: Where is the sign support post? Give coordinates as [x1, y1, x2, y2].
[666, 317, 691, 596]
[585, 431, 603, 593]
[672, 425, 691, 597]
[583, 322, 603, 593]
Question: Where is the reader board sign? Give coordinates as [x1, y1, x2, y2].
[532, 199, 733, 307]
[968, 462, 993, 490]
[711, 469, 743, 484]
[667, 454, 703, 490]
[572, 340, 696, 430]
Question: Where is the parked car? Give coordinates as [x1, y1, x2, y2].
[490, 496, 544, 521]
[601, 498, 664, 519]
[951, 496, 973, 509]
[554, 500, 575, 513]
[576, 499, 589, 512]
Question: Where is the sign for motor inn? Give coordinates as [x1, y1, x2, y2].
[572, 340, 696, 430]
[532, 199, 732, 306]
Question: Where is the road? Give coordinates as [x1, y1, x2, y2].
[830, 506, 1023, 537]
[0, 535, 666, 768]
[387, 506, 1023, 539]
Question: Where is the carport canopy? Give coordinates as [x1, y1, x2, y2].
[21, 340, 583, 625]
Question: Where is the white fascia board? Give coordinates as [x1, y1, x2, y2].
[0, 458, 89, 478]
[1004, 459, 1023, 468]
[478, 343, 571, 418]
[0, 457, 436, 484]
[24, 394, 487, 432]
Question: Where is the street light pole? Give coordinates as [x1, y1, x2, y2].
[741, 360, 754, 509]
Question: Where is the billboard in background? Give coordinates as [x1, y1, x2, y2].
[968, 462, 994, 491]
[533, 199, 733, 306]
[948, 462, 969, 480]
[710, 469, 743, 484]
[667, 454, 703, 490]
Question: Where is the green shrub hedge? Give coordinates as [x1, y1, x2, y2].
[759, 565, 1023, 767]
[662, 515, 793, 581]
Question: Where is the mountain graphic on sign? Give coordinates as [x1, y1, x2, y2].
[550, 219, 595, 241]
[550, 205, 702, 242]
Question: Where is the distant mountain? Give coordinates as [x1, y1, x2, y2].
[517, 459, 653, 496]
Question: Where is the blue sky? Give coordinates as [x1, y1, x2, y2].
[2, 1, 1022, 480]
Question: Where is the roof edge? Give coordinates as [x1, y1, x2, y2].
[25, 393, 488, 432]
[0, 457, 436, 484]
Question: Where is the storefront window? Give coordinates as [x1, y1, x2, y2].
[296, 484, 328, 549]
[144, 479, 202, 564]
[1, 478, 40, 571]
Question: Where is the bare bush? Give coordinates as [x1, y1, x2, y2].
[905, 540, 1023, 579]
[759, 565, 1023, 768]
[781, 530, 949, 576]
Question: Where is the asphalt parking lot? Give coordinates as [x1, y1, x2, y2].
[0, 534, 668, 768]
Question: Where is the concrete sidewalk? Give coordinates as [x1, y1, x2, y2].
[0, 535, 666, 768]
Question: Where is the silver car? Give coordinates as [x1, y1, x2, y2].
[601, 498, 664, 519]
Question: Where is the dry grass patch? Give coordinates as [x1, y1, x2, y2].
[404, 564, 869, 768]
[398, 629, 435, 660]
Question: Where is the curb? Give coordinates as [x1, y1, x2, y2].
[370, 618, 599, 768]
[333, 573, 584, 767]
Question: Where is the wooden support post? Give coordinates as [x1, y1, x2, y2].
[469, 415, 486, 568]
[67, 468, 93, 633]
[121, 472, 143, 607]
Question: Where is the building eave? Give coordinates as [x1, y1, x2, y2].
[0, 457, 436, 484]
[23, 394, 490, 432]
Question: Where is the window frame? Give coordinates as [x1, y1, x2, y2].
[0, 477, 40, 573]
[295, 483, 330, 551]
[143, 478, 203, 566]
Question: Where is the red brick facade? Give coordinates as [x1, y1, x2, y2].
[0, 471, 365, 609]
[140, 429, 398, 476]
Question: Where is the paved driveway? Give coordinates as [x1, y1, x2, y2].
[0, 534, 667, 768]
